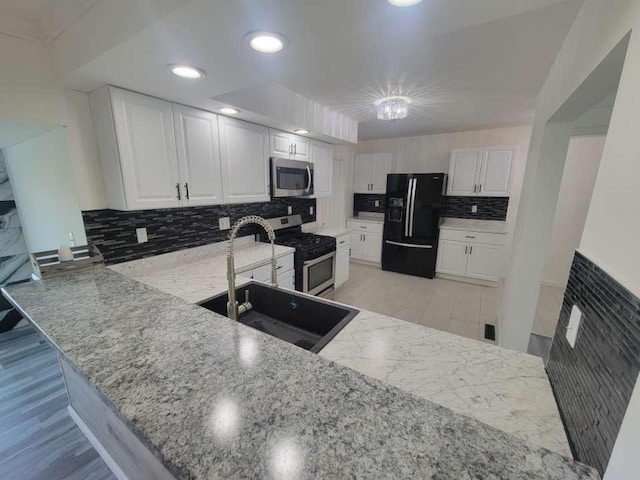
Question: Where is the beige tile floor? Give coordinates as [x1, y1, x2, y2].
[335, 263, 565, 342]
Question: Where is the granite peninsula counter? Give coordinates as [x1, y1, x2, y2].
[3, 266, 599, 479]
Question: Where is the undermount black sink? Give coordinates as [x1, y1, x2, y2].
[198, 282, 358, 353]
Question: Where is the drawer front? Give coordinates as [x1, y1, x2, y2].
[253, 254, 294, 281]
[347, 221, 383, 234]
[335, 232, 350, 248]
[439, 229, 506, 246]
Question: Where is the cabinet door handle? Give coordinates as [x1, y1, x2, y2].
[465, 236, 476, 239]
[176, 183, 181, 200]
[359, 226, 367, 229]
[276, 265, 283, 270]
[478, 184, 482, 193]
[473, 185, 477, 193]
[184, 183, 190, 200]
[465, 246, 468, 254]
[339, 240, 346, 244]
[469, 246, 473, 254]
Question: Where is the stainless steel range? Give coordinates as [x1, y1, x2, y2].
[261, 215, 336, 297]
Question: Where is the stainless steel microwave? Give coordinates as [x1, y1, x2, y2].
[270, 157, 314, 198]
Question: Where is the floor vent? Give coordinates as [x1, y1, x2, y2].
[484, 324, 496, 341]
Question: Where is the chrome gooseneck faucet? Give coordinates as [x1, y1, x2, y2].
[226, 216, 278, 320]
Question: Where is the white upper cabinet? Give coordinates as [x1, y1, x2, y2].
[477, 147, 514, 197]
[448, 146, 514, 197]
[310, 140, 333, 197]
[219, 116, 270, 204]
[448, 149, 483, 196]
[173, 105, 224, 206]
[91, 86, 181, 210]
[269, 130, 310, 160]
[353, 153, 393, 193]
[370, 153, 393, 193]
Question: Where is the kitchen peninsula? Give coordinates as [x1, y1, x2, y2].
[2, 242, 598, 479]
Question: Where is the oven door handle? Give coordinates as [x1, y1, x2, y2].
[303, 251, 336, 265]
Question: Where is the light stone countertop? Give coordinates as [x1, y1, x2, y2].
[441, 217, 508, 234]
[347, 212, 385, 224]
[320, 309, 572, 457]
[2, 266, 598, 480]
[109, 238, 295, 304]
[303, 225, 350, 237]
[114, 240, 569, 456]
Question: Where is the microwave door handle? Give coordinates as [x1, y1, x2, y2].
[306, 165, 312, 192]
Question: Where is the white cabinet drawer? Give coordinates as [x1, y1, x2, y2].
[439, 229, 506, 246]
[347, 220, 383, 234]
[252, 254, 294, 281]
[335, 232, 350, 248]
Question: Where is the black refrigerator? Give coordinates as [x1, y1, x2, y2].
[382, 173, 447, 278]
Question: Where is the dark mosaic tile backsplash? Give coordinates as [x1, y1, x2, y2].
[353, 194, 386, 214]
[546, 251, 640, 475]
[354, 193, 508, 221]
[83, 198, 316, 264]
[443, 196, 509, 221]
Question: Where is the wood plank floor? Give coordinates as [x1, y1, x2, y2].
[0, 325, 115, 480]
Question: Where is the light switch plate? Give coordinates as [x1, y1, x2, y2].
[219, 217, 231, 230]
[287, 206, 293, 215]
[310, 206, 314, 215]
[471, 205, 478, 213]
[136, 228, 148, 243]
[375, 200, 380, 207]
[566, 305, 582, 348]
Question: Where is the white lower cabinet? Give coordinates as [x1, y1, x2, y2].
[436, 229, 504, 282]
[238, 253, 295, 289]
[347, 220, 383, 263]
[334, 232, 350, 288]
[277, 269, 295, 290]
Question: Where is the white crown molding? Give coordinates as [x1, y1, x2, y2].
[0, 0, 100, 45]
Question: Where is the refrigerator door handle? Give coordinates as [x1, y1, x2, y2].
[408, 178, 417, 237]
[404, 179, 412, 237]
[386, 240, 433, 249]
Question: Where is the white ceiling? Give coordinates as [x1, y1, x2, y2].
[0, 0, 99, 44]
[61, 0, 584, 141]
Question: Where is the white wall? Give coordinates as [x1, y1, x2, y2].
[4, 128, 87, 253]
[498, 0, 640, 476]
[541, 135, 605, 287]
[357, 126, 532, 277]
[64, 89, 108, 210]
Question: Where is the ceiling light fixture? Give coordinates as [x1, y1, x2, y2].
[388, 0, 424, 6]
[219, 107, 241, 115]
[375, 97, 410, 121]
[244, 31, 287, 53]
[294, 129, 309, 134]
[168, 64, 206, 79]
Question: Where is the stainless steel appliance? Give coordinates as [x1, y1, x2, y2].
[382, 174, 447, 278]
[270, 157, 314, 198]
[261, 215, 336, 297]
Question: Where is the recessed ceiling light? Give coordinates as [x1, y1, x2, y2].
[388, 0, 424, 6]
[219, 107, 241, 115]
[244, 31, 287, 53]
[294, 129, 309, 134]
[168, 64, 205, 79]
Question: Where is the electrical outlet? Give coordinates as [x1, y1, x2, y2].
[219, 217, 231, 230]
[68, 231, 75, 247]
[375, 200, 380, 207]
[136, 228, 148, 243]
[471, 205, 478, 213]
[310, 206, 314, 215]
[287, 206, 293, 215]
[566, 305, 582, 348]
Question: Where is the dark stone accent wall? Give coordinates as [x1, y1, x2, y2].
[353, 194, 386, 214]
[82, 198, 316, 264]
[547, 251, 640, 476]
[443, 196, 509, 221]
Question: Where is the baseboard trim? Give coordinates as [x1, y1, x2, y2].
[349, 259, 381, 267]
[68, 406, 130, 480]
[436, 273, 498, 287]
